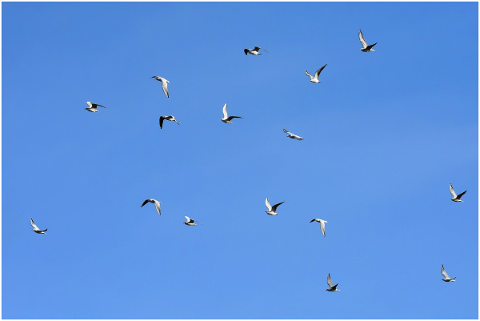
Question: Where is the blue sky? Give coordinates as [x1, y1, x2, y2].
[2, 2, 478, 319]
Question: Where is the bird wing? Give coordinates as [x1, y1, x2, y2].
[359, 29, 368, 48]
[441, 265, 450, 278]
[86, 101, 93, 108]
[30, 218, 39, 230]
[141, 199, 150, 207]
[226, 116, 243, 121]
[253, 46, 261, 51]
[320, 220, 326, 237]
[310, 219, 317, 223]
[283, 129, 292, 135]
[185, 216, 191, 222]
[449, 184, 457, 198]
[259, 47, 269, 53]
[153, 200, 161, 215]
[222, 104, 228, 119]
[161, 79, 169, 98]
[159, 116, 165, 129]
[314, 64, 327, 79]
[265, 198, 272, 211]
[456, 190, 467, 200]
[271, 201, 285, 212]
[327, 273, 334, 287]
[366, 42, 377, 50]
[305, 70, 313, 79]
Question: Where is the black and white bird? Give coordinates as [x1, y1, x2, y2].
[141, 199, 162, 215]
[265, 198, 285, 215]
[305, 64, 327, 83]
[221, 104, 243, 123]
[283, 129, 303, 140]
[151, 76, 170, 98]
[85, 101, 106, 112]
[359, 29, 377, 52]
[450, 183, 467, 202]
[30, 218, 47, 234]
[159, 115, 180, 129]
[244, 46, 268, 55]
[326, 273, 340, 291]
[441, 265, 456, 282]
[310, 218, 327, 237]
[184, 216, 201, 226]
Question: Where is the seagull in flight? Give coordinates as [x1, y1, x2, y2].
[85, 101, 106, 112]
[305, 64, 327, 83]
[221, 104, 243, 123]
[184, 216, 201, 226]
[310, 218, 327, 237]
[141, 199, 162, 215]
[244, 46, 269, 55]
[326, 273, 340, 291]
[449, 183, 467, 202]
[151, 76, 170, 98]
[159, 115, 180, 129]
[30, 218, 47, 234]
[283, 129, 303, 140]
[265, 198, 285, 215]
[441, 264, 456, 282]
[359, 29, 377, 52]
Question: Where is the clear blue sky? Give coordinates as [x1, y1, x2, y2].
[2, 2, 478, 319]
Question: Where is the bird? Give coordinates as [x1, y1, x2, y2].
[244, 46, 269, 55]
[30, 218, 47, 234]
[151, 76, 170, 98]
[441, 264, 456, 282]
[326, 273, 340, 291]
[359, 29, 377, 52]
[265, 198, 285, 215]
[221, 104, 243, 123]
[305, 64, 327, 83]
[283, 129, 303, 140]
[184, 216, 201, 226]
[450, 183, 467, 202]
[85, 101, 106, 112]
[159, 115, 180, 129]
[310, 218, 327, 237]
[141, 199, 162, 215]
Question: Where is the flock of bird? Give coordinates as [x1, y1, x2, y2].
[29, 29, 468, 291]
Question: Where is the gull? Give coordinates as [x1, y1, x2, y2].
[151, 76, 170, 98]
[283, 129, 303, 140]
[441, 264, 456, 282]
[30, 218, 47, 234]
[244, 46, 269, 55]
[326, 273, 340, 291]
[85, 101, 106, 112]
[159, 115, 180, 129]
[359, 29, 377, 52]
[310, 218, 327, 237]
[221, 103, 243, 123]
[184, 216, 201, 226]
[450, 183, 467, 202]
[141, 199, 162, 215]
[265, 198, 285, 215]
[305, 64, 327, 83]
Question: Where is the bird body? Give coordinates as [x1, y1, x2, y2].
[441, 264, 456, 282]
[305, 64, 327, 83]
[141, 199, 162, 215]
[221, 103, 243, 123]
[359, 29, 377, 52]
[85, 101, 106, 112]
[184, 216, 199, 226]
[30, 218, 47, 234]
[449, 183, 466, 202]
[265, 198, 285, 215]
[159, 115, 180, 129]
[310, 218, 327, 237]
[152, 76, 170, 98]
[326, 273, 340, 291]
[244, 46, 268, 55]
[283, 129, 303, 140]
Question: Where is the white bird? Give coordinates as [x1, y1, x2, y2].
[265, 198, 285, 215]
[305, 64, 327, 83]
[449, 183, 467, 202]
[85, 101, 106, 112]
[310, 218, 327, 237]
[184, 216, 201, 226]
[283, 129, 303, 140]
[141, 199, 162, 215]
[159, 115, 180, 129]
[359, 29, 377, 52]
[221, 103, 243, 123]
[30, 218, 47, 234]
[441, 264, 456, 282]
[326, 273, 340, 291]
[151, 76, 170, 98]
[244, 46, 269, 55]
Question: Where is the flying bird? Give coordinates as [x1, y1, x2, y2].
[441, 264, 456, 282]
[151, 76, 170, 98]
[305, 64, 327, 83]
[283, 129, 303, 140]
[449, 183, 467, 202]
[30, 218, 47, 234]
[310, 218, 327, 237]
[244, 46, 269, 55]
[265, 198, 285, 215]
[184, 216, 201, 226]
[221, 104, 243, 123]
[85, 101, 106, 112]
[326, 273, 340, 291]
[141, 199, 162, 215]
[359, 29, 377, 52]
[159, 115, 180, 129]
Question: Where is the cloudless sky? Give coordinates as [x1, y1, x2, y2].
[2, 2, 478, 319]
